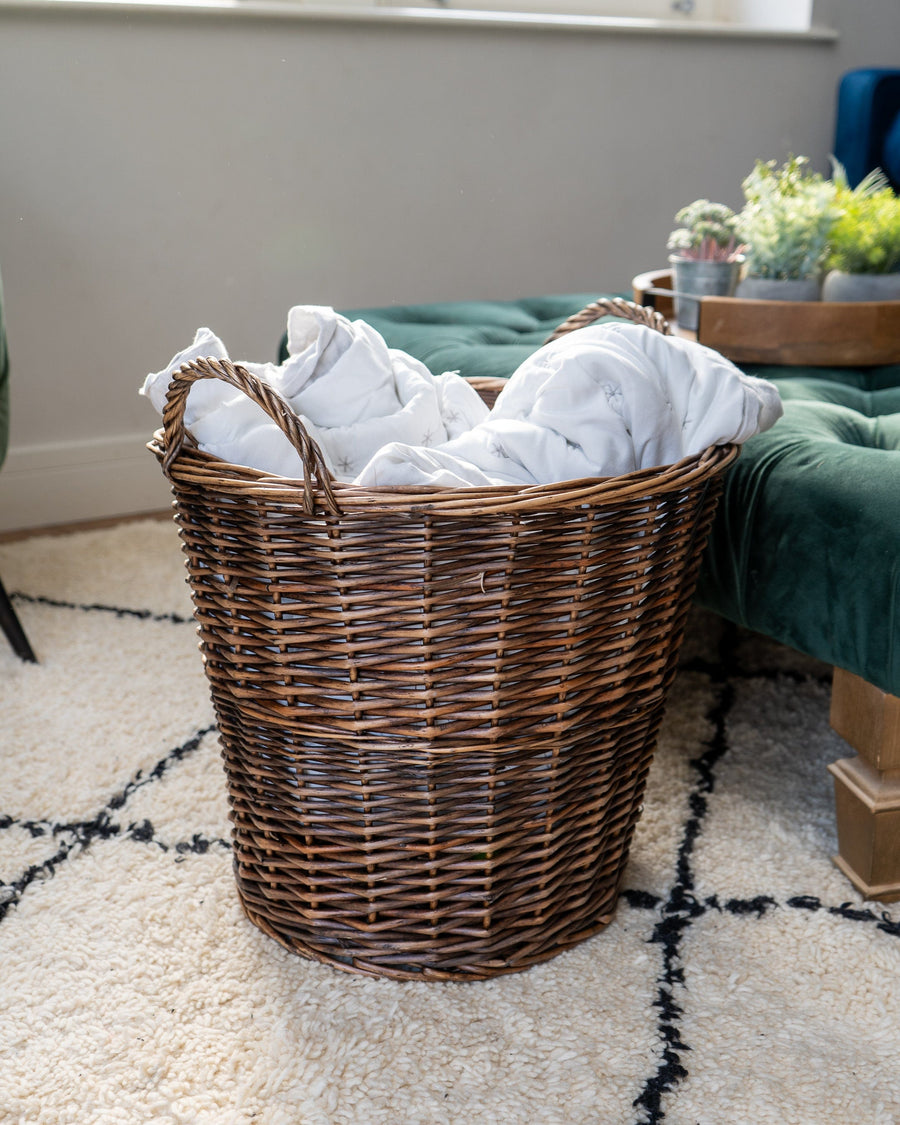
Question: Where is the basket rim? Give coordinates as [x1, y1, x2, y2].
[148, 430, 738, 516]
[151, 297, 738, 517]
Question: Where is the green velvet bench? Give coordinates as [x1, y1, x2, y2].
[279, 293, 900, 901]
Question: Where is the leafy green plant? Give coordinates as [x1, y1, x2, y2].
[666, 199, 745, 261]
[827, 166, 900, 275]
[737, 156, 841, 280]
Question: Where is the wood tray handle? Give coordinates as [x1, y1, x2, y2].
[161, 355, 340, 516]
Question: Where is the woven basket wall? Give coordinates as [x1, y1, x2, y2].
[149, 299, 738, 981]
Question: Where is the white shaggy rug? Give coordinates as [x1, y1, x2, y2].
[1, 518, 899, 1125]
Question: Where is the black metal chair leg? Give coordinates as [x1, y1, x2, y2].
[0, 573, 36, 662]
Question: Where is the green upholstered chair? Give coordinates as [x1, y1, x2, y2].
[0, 270, 37, 663]
[282, 294, 900, 901]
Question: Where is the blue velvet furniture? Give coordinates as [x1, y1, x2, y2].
[833, 67, 900, 191]
[280, 294, 900, 901]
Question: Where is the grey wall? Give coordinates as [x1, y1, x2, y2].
[0, 0, 896, 529]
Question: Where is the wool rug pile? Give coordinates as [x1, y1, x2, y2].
[1, 518, 898, 1125]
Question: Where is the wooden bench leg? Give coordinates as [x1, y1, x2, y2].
[828, 668, 900, 902]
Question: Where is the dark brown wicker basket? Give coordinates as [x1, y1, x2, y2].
[149, 298, 738, 981]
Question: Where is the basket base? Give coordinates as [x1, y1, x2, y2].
[234, 870, 623, 982]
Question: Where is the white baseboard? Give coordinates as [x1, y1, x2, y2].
[0, 433, 173, 532]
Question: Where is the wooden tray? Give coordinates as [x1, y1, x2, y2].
[632, 269, 900, 367]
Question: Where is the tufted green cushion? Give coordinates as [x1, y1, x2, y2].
[696, 363, 900, 696]
[278, 295, 900, 696]
[277, 295, 603, 375]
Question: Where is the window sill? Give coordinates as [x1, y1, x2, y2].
[0, 0, 839, 39]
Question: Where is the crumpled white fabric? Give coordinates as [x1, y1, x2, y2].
[143, 306, 783, 488]
[140, 305, 489, 481]
[355, 322, 783, 486]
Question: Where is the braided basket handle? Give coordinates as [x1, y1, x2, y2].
[161, 355, 340, 516]
[545, 297, 671, 343]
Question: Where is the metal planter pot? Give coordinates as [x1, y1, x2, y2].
[669, 255, 743, 331]
[822, 270, 900, 302]
[734, 276, 821, 303]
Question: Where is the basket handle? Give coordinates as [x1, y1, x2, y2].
[544, 296, 671, 343]
[161, 355, 340, 516]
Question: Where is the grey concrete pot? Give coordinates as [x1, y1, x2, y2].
[734, 276, 821, 302]
[668, 255, 743, 331]
[821, 270, 900, 302]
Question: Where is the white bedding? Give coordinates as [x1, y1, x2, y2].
[141, 306, 488, 481]
[142, 305, 783, 486]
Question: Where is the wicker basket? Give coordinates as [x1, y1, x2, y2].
[149, 298, 738, 981]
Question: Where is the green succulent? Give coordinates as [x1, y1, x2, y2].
[827, 167, 900, 275]
[737, 156, 842, 280]
[666, 199, 744, 261]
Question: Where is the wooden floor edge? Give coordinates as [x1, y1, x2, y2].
[0, 509, 173, 544]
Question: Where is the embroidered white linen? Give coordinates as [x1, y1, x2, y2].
[141, 306, 489, 482]
[142, 306, 783, 487]
[357, 322, 782, 486]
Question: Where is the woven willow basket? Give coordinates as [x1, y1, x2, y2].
[150, 298, 738, 981]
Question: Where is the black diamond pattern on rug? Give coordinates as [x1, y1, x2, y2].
[1, 524, 898, 1125]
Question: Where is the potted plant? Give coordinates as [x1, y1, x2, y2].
[666, 199, 745, 330]
[735, 155, 841, 301]
[822, 166, 900, 301]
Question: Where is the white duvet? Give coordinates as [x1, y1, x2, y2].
[142, 305, 783, 486]
[141, 305, 488, 482]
